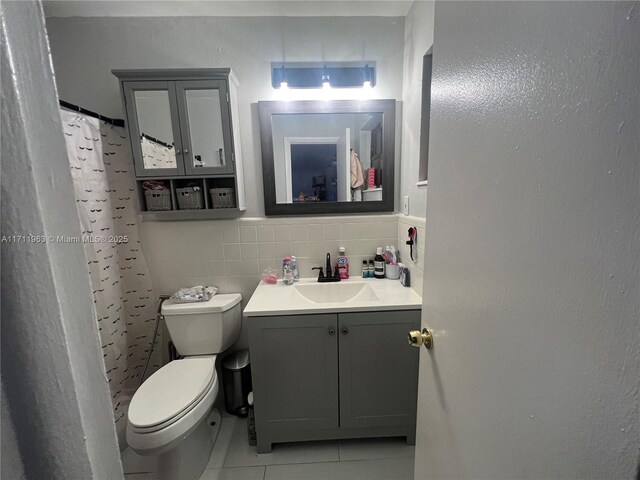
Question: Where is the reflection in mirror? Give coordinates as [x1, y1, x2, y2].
[184, 89, 226, 169]
[260, 100, 395, 216]
[272, 113, 383, 204]
[134, 90, 176, 169]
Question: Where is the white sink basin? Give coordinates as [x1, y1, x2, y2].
[244, 277, 422, 317]
[293, 282, 379, 304]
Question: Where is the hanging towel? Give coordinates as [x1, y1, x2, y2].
[350, 150, 365, 189]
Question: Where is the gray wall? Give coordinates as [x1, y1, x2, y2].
[416, 1, 640, 478]
[45, 16, 405, 216]
[1, 2, 123, 478]
[400, 1, 434, 218]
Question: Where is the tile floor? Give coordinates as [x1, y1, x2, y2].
[123, 413, 415, 480]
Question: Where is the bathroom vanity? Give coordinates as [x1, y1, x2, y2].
[244, 279, 422, 453]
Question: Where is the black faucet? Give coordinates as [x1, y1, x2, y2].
[313, 253, 340, 282]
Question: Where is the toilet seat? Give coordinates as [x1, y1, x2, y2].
[129, 356, 216, 432]
[127, 356, 219, 455]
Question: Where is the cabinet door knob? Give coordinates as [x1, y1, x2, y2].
[175, 149, 181, 154]
[408, 328, 433, 349]
[183, 147, 190, 154]
[341, 327, 349, 335]
[328, 328, 335, 335]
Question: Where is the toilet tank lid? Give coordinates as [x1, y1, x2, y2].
[162, 293, 242, 315]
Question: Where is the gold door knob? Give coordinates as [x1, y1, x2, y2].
[408, 328, 433, 350]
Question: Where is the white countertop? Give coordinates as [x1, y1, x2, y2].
[243, 277, 422, 317]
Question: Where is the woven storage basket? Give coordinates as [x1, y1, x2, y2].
[144, 189, 171, 211]
[176, 187, 204, 210]
[210, 188, 236, 209]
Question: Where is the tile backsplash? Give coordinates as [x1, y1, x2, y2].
[139, 214, 414, 300]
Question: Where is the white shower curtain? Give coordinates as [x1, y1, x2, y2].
[61, 109, 162, 446]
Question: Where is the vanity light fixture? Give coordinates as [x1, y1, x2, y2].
[362, 64, 373, 89]
[322, 66, 331, 89]
[271, 62, 376, 90]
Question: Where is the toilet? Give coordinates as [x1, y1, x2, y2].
[126, 293, 242, 480]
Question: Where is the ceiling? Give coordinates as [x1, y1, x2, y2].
[43, 1, 413, 18]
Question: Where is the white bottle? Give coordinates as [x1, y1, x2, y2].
[291, 256, 300, 282]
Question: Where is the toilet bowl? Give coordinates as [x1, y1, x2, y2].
[127, 356, 218, 456]
[126, 293, 242, 480]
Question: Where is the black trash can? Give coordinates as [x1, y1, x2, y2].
[222, 350, 252, 417]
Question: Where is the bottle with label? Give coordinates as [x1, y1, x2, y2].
[283, 264, 294, 286]
[362, 260, 368, 278]
[368, 260, 375, 278]
[282, 256, 292, 279]
[290, 256, 300, 282]
[374, 247, 386, 279]
[336, 247, 349, 279]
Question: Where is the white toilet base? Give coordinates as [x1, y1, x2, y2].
[156, 408, 221, 480]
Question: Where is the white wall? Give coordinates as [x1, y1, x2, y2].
[399, 1, 435, 219]
[45, 15, 405, 217]
[1, 2, 123, 478]
[416, 2, 640, 478]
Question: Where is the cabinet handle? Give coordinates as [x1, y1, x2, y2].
[218, 148, 224, 164]
[341, 327, 349, 335]
[175, 149, 181, 154]
[328, 328, 335, 335]
[183, 147, 190, 155]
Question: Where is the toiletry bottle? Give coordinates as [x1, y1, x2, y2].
[374, 247, 386, 279]
[291, 256, 300, 282]
[362, 260, 368, 278]
[368, 260, 375, 278]
[282, 256, 292, 279]
[283, 264, 294, 286]
[336, 247, 349, 279]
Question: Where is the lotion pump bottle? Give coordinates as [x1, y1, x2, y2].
[337, 247, 349, 279]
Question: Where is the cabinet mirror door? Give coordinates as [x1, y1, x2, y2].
[123, 81, 184, 177]
[175, 80, 234, 175]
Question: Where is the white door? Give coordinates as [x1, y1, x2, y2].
[336, 128, 350, 202]
[414, 2, 639, 479]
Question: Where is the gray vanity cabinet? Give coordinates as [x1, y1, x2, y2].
[248, 314, 339, 432]
[338, 311, 420, 430]
[247, 309, 420, 453]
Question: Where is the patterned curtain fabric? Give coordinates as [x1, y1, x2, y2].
[60, 109, 162, 446]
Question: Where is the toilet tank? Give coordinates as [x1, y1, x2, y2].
[161, 294, 242, 356]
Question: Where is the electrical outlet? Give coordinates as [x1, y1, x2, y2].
[403, 196, 410, 215]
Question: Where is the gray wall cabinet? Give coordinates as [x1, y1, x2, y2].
[113, 69, 246, 218]
[248, 310, 420, 453]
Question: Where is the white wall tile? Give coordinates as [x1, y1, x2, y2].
[256, 225, 274, 243]
[257, 242, 275, 260]
[324, 224, 341, 240]
[240, 243, 258, 259]
[290, 224, 308, 241]
[291, 241, 308, 258]
[241, 259, 260, 275]
[274, 224, 291, 242]
[224, 243, 241, 261]
[308, 224, 324, 240]
[274, 242, 291, 259]
[221, 221, 240, 244]
[239, 225, 257, 243]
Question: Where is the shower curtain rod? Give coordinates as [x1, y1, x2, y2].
[59, 100, 125, 128]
